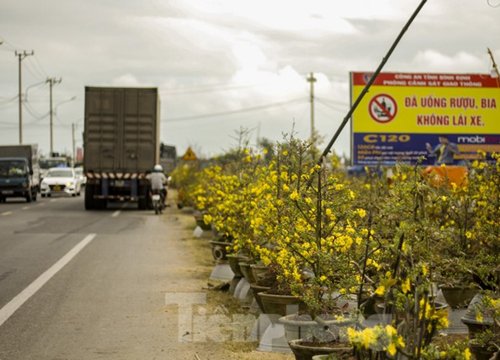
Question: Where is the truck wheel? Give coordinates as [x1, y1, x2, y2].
[32, 191, 37, 202]
[26, 191, 32, 203]
[85, 185, 95, 210]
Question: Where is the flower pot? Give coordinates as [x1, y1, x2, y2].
[375, 301, 448, 316]
[258, 291, 306, 316]
[461, 293, 495, 338]
[440, 286, 479, 309]
[193, 211, 212, 230]
[288, 338, 352, 360]
[469, 341, 498, 360]
[250, 283, 271, 313]
[209, 240, 231, 261]
[226, 254, 243, 277]
[239, 262, 256, 284]
[250, 264, 274, 286]
[279, 313, 356, 343]
[312, 355, 350, 360]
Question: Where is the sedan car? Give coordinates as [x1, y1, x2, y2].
[40, 167, 82, 197]
[74, 166, 86, 186]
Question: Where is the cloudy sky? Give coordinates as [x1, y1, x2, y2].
[1, 0, 499, 158]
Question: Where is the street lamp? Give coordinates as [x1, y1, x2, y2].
[51, 96, 76, 156]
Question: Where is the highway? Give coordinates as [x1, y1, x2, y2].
[0, 194, 211, 360]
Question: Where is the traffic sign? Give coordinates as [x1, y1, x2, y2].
[369, 94, 397, 123]
[182, 147, 197, 161]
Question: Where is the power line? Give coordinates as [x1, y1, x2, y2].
[31, 56, 48, 78]
[23, 101, 48, 120]
[316, 98, 348, 112]
[316, 96, 349, 106]
[23, 60, 45, 81]
[165, 98, 305, 123]
[0, 95, 18, 106]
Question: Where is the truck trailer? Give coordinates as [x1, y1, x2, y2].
[83, 87, 160, 210]
[0, 144, 40, 202]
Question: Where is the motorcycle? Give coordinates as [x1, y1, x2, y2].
[151, 189, 164, 214]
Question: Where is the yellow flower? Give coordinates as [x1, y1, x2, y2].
[464, 348, 471, 360]
[361, 328, 377, 348]
[290, 190, 299, 201]
[335, 183, 344, 191]
[387, 343, 397, 356]
[375, 285, 386, 296]
[401, 278, 411, 294]
[356, 208, 367, 218]
[385, 325, 397, 337]
[421, 263, 428, 276]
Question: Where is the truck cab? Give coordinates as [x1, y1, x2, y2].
[0, 157, 37, 202]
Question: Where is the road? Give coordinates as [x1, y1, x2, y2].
[0, 194, 209, 360]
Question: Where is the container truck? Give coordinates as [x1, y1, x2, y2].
[83, 87, 160, 210]
[0, 144, 40, 202]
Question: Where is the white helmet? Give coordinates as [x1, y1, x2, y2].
[154, 164, 163, 172]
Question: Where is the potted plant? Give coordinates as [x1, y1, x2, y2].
[250, 137, 365, 359]
[428, 158, 500, 308]
[350, 164, 453, 359]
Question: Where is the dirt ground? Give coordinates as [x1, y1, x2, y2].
[163, 191, 294, 360]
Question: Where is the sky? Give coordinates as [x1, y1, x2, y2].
[1, 0, 499, 159]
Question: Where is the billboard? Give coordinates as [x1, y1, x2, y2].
[350, 72, 500, 165]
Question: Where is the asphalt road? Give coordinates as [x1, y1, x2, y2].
[0, 193, 206, 360]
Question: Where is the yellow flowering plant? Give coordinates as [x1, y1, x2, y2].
[170, 163, 202, 209]
[430, 154, 500, 289]
[347, 324, 405, 359]
[352, 163, 454, 358]
[252, 136, 365, 320]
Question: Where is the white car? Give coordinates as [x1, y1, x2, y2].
[74, 166, 86, 186]
[40, 167, 82, 197]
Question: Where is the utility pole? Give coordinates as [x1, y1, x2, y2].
[46, 77, 62, 155]
[72, 123, 76, 166]
[15, 50, 34, 144]
[307, 72, 317, 142]
[487, 48, 500, 79]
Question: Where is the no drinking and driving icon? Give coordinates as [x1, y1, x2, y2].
[369, 94, 397, 123]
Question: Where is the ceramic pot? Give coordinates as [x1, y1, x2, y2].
[209, 240, 230, 261]
[226, 254, 243, 277]
[439, 286, 478, 309]
[193, 210, 211, 230]
[461, 293, 496, 338]
[249, 283, 271, 312]
[468, 341, 498, 360]
[279, 313, 356, 343]
[257, 291, 306, 316]
[288, 339, 352, 360]
[239, 262, 256, 284]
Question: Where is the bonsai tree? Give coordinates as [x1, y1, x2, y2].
[254, 136, 364, 321]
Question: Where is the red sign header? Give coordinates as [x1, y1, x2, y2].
[351, 72, 500, 88]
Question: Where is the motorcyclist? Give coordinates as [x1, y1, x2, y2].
[146, 164, 168, 207]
